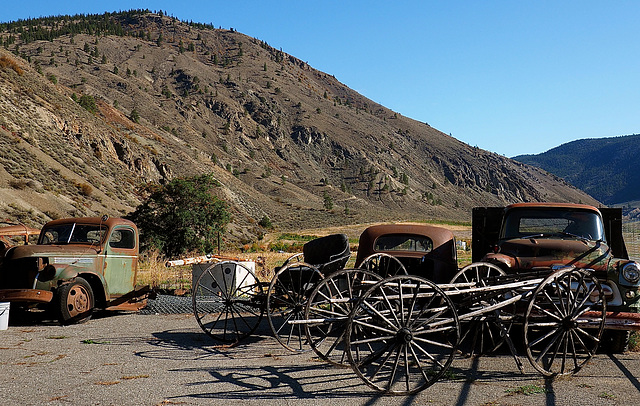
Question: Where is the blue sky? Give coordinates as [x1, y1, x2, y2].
[2, 1, 639, 157]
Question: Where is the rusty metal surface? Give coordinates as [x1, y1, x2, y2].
[0, 224, 40, 237]
[0, 216, 141, 320]
[485, 238, 611, 271]
[355, 223, 456, 266]
[0, 288, 53, 303]
[39, 216, 137, 239]
[583, 311, 640, 331]
[0, 224, 40, 248]
[505, 202, 602, 212]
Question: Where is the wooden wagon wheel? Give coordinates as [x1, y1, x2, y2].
[304, 268, 383, 367]
[345, 275, 460, 395]
[192, 261, 265, 344]
[524, 267, 606, 376]
[266, 262, 323, 352]
[359, 253, 408, 278]
[449, 262, 514, 357]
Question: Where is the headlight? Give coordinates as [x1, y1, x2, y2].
[622, 262, 640, 283]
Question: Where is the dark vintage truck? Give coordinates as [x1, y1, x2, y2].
[0, 216, 148, 324]
[472, 202, 640, 352]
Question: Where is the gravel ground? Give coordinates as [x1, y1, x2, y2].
[1, 307, 640, 406]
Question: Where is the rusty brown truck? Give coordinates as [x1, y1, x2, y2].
[0, 216, 148, 324]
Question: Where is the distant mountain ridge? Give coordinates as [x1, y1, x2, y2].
[0, 10, 597, 245]
[513, 134, 640, 205]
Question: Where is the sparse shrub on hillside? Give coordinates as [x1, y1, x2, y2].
[323, 191, 333, 210]
[5, 203, 46, 228]
[77, 182, 93, 196]
[258, 215, 273, 229]
[77, 94, 97, 114]
[129, 109, 140, 123]
[8, 179, 29, 190]
[0, 55, 24, 75]
[400, 173, 409, 185]
[268, 241, 303, 253]
[161, 86, 172, 98]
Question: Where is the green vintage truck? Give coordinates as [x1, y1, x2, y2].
[0, 216, 148, 324]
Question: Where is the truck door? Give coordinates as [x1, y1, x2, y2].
[102, 226, 138, 296]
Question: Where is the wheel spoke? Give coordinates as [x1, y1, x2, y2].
[194, 262, 264, 343]
[525, 268, 605, 376]
[347, 275, 458, 395]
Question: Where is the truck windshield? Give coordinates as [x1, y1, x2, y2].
[501, 208, 605, 242]
[39, 223, 106, 245]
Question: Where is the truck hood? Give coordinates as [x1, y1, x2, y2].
[5, 244, 100, 260]
[495, 238, 610, 270]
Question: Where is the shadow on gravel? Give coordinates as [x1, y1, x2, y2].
[165, 363, 372, 401]
[7, 307, 132, 326]
[608, 353, 640, 391]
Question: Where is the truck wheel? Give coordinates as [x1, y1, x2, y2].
[602, 330, 630, 353]
[57, 277, 94, 324]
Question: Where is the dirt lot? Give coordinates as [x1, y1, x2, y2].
[1, 310, 640, 406]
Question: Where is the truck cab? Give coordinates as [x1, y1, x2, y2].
[472, 203, 640, 351]
[0, 216, 147, 324]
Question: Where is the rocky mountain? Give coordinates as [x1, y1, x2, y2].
[0, 10, 597, 246]
[513, 134, 640, 206]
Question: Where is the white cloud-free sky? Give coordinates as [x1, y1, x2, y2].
[3, 1, 639, 157]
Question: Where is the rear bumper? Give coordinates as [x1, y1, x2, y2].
[0, 289, 54, 303]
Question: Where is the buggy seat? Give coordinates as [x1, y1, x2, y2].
[303, 233, 351, 275]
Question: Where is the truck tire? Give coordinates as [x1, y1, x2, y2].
[57, 277, 94, 324]
[602, 330, 630, 353]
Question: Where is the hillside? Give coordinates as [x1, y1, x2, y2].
[513, 134, 640, 206]
[0, 10, 597, 246]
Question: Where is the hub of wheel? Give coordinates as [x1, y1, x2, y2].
[69, 286, 89, 314]
[397, 327, 413, 344]
[562, 317, 577, 330]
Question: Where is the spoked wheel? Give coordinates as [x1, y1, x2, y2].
[192, 261, 265, 344]
[449, 262, 513, 357]
[359, 253, 407, 278]
[267, 262, 323, 352]
[304, 268, 383, 366]
[524, 267, 606, 376]
[346, 275, 460, 395]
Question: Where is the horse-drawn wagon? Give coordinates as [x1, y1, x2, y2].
[180, 203, 640, 395]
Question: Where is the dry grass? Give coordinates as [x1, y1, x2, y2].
[0, 55, 24, 75]
[136, 249, 294, 291]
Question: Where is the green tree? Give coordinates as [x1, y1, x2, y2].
[77, 94, 97, 114]
[323, 191, 333, 210]
[258, 215, 273, 229]
[128, 174, 230, 258]
[129, 108, 140, 123]
[400, 173, 409, 185]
